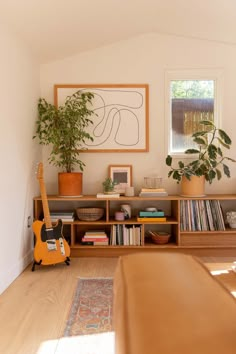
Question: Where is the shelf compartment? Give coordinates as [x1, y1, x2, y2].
[74, 224, 111, 246]
[180, 232, 236, 246]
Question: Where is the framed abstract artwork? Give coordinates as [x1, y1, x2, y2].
[54, 84, 149, 152]
[109, 164, 132, 194]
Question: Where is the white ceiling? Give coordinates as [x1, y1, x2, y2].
[0, 0, 236, 63]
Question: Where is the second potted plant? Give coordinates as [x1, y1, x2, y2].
[33, 90, 95, 196]
[166, 120, 235, 196]
[102, 177, 118, 194]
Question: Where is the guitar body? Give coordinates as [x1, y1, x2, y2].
[33, 219, 70, 265]
[32, 162, 71, 270]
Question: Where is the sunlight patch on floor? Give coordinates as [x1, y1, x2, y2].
[210, 269, 229, 275]
[37, 332, 115, 354]
[36, 339, 59, 354]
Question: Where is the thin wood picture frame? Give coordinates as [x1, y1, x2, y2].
[109, 164, 132, 194]
[54, 84, 149, 152]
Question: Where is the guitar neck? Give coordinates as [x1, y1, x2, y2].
[39, 179, 52, 229]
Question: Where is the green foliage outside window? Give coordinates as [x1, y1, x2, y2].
[171, 80, 214, 99]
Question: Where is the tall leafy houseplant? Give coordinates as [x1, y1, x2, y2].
[34, 90, 95, 196]
[166, 120, 235, 195]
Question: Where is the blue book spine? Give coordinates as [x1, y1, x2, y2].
[139, 211, 165, 217]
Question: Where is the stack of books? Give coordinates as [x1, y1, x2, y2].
[81, 230, 109, 245]
[139, 188, 168, 197]
[137, 209, 166, 222]
[49, 211, 75, 222]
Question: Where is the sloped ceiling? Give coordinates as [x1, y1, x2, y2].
[0, 0, 236, 63]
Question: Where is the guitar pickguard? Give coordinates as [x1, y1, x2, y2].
[40, 219, 63, 242]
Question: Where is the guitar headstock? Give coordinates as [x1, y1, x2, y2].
[36, 162, 44, 180]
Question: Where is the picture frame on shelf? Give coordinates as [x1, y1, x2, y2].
[54, 84, 149, 152]
[109, 165, 132, 195]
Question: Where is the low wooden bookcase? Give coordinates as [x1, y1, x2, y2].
[33, 194, 236, 257]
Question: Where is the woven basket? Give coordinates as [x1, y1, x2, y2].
[149, 231, 170, 245]
[76, 207, 104, 221]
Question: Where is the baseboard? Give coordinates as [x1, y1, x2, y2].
[0, 250, 33, 295]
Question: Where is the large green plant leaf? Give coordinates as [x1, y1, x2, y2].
[166, 155, 172, 166]
[208, 144, 217, 159]
[223, 164, 230, 177]
[193, 137, 207, 145]
[185, 149, 200, 154]
[218, 129, 232, 145]
[199, 120, 214, 127]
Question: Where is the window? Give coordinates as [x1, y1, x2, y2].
[165, 70, 222, 157]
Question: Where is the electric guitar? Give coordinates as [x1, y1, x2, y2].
[32, 162, 70, 271]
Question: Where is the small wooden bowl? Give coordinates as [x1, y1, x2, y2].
[149, 231, 170, 245]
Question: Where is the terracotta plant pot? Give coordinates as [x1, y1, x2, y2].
[180, 175, 205, 197]
[58, 172, 83, 196]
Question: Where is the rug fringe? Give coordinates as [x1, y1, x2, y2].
[76, 276, 113, 280]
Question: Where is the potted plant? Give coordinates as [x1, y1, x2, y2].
[33, 90, 95, 196]
[166, 120, 236, 196]
[102, 177, 118, 194]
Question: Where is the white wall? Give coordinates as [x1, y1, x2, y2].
[0, 24, 40, 294]
[40, 32, 236, 196]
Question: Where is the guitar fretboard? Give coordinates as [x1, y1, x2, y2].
[39, 179, 52, 229]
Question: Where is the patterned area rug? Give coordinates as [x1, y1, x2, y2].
[64, 278, 113, 337]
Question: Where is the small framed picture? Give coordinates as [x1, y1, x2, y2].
[109, 165, 132, 194]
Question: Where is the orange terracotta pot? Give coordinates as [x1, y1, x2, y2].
[58, 172, 83, 196]
[180, 175, 205, 197]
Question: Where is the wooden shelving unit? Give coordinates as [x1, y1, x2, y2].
[33, 194, 236, 257]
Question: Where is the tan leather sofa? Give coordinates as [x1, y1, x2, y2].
[113, 253, 236, 354]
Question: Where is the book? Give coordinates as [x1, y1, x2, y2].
[50, 211, 75, 218]
[139, 191, 168, 197]
[81, 240, 109, 245]
[139, 210, 165, 217]
[82, 237, 109, 242]
[84, 231, 107, 237]
[50, 218, 74, 222]
[84, 230, 106, 235]
[141, 188, 166, 192]
[96, 193, 120, 198]
[93, 241, 109, 245]
[50, 210, 74, 215]
[137, 217, 167, 222]
[83, 234, 107, 238]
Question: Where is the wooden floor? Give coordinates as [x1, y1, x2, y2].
[0, 256, 236, 354]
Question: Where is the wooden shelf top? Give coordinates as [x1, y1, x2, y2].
[33, 194, 236, 201]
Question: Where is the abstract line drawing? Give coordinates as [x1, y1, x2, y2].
[55, 84, 149, 152]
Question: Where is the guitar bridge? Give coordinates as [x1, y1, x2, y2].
[46, 239, 57, 251]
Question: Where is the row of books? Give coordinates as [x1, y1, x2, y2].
[81, 230, 109, 245]
[110, 224, 142, 246]
[139, 188, 168, 197]
[180, 199, 225, 231]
